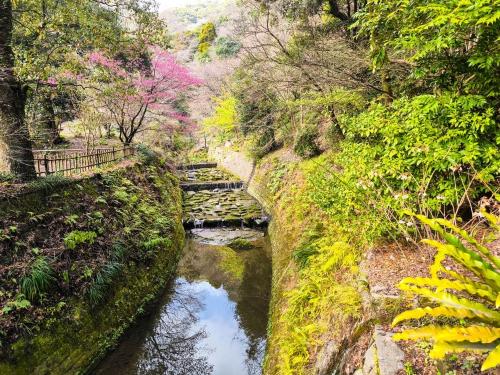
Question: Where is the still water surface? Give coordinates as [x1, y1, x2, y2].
[95, 228, 271, 375]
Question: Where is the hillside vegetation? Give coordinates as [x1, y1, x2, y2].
[203, 0, 500, 373]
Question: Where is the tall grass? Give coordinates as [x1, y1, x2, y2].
[21, 256, 56, 301]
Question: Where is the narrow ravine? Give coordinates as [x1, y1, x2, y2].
[95, 164, 272, 375]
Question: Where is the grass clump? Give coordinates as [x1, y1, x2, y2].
[261, 153, 372, 374]
[278, 240, 362, 374]
[87, 261, 123, 306]
[21, 256, 56, 302]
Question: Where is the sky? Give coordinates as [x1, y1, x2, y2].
[157, 0, 208, 11]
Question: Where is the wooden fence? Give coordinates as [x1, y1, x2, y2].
[33, 146, 135, 177]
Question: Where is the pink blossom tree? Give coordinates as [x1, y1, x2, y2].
[87, 47, 202, 145]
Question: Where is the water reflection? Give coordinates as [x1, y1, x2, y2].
[135, 279, 213, 375]
[95, 229, 271, 375]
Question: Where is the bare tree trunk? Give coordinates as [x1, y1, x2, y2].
[0, 0, 36, 180]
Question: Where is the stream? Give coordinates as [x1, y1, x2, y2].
[95, 165, 272, 375]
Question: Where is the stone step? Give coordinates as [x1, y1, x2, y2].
[181, 181, 244, 191]
[177, 162, 217, 170]
[183, 216, 269, 229]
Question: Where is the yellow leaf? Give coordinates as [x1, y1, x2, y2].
[482, 344, 500, 370]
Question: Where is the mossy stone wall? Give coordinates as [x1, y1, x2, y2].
[0, 163, 184, 375]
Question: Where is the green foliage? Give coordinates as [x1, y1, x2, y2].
[197, 41, 211, 54]
[341, 92, 499, 214]
[203, 94, 238, 138]
[136, 143, 158, 165]
[28, 175, 70, 192]
[278, 240, 361, 374]
[0, 173, 16, 183]
[393, 213, 500, 371]
[64, 214, 79, 226]
[20, 257, 56, 302]
[248, 129, 278, 160]
[195, 52, 211, 63]
[292, 226, 324, 268]
[293, 126, 321, 159]
[142, 237, 171, 252]
[63, 230, 97, 250]
[214, 36, 241, 58]
[356, 0, 500, 96]
[87, 261, 123, 306]
[2, 295, 32, 315]
[113, 188, 130, 203]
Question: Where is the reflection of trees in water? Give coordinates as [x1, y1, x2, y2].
[236, 247, 271, 375]
[136, 280, 213, 375]
[245, 337, 266, 375]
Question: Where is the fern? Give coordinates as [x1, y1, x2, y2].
[392, 212, 500, 371]
[63, 230, 97, 250]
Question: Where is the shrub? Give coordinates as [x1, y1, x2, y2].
[136, 143, 158, 165]
[20, 256, 56, 301]
[214, 36, 241, 58]
[392, 213, 500, 371]
[197, 41, 210, 54]
[202, 94, 237, 138]
[198, 22, 216, 44]
[341, 92, 499, 215]
[63, 230, 97, 250]
[293, 126, 321, 158]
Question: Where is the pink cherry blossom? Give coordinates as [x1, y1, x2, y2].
[86, 47, 202, 145]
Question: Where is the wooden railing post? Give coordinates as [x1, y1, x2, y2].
[43, 153, 49, 176]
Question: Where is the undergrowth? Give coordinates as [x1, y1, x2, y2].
[20, 256, 56, 302]
[263, 153, 372, 375]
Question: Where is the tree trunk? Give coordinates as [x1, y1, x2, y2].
[40, 95, 62, 145]
[328, 0, 350, 22]
[0, 0, 36, 180]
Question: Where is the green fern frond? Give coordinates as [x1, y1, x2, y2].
[394, 325, 500, 344]
[429, 341, 496, 359]
[397, 283, 500, 321]
[394, 212, 500, 371]
[392, 306, 498, 326]
[422, 239, 500, 290]
[398, 276, 497, 303]
[433, 218, 500, 269]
